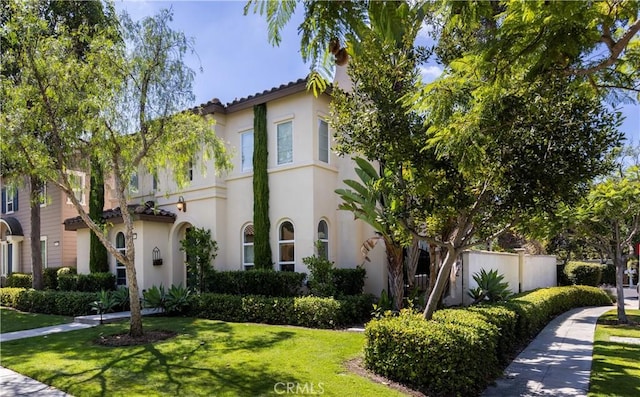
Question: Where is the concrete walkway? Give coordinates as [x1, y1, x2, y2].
[483, 289, 638, 397]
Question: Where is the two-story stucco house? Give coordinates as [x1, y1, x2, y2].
[1, 174, 88, 280]
[64, 77, 387, 295]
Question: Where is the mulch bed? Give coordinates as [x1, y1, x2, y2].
[344, 357, 426, 397]
[95, 329, 178, 347]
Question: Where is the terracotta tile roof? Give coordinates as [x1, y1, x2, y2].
[63, 201, 176, 231]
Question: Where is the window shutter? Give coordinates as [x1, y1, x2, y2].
[1, 188, 5, 214]
[13, 189, 18, 211]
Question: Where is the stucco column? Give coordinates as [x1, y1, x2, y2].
[515, 248, 526, 293]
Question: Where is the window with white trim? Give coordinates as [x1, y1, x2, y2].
[115, 232, 126, 286]
[242, 224, 255, 270]
[278, 221, 295, 271]
[318, 119, 329, 163]
[277, 121, 293, 165]
[67, 172, 86, 205]
[317, 220, 329, 260]
[5, 185, 16, 213]
[241, 130, 254, 172]
[129, 172, 139, 194]
[40, 237, 47, 268]
[38, 183, 47, 207]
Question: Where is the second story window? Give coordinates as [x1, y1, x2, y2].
[241, 130, 254, 172]
[1, 185, 18, 214]
[318, 119, 329, 163]
[38, 183, 47, 207]
[277, 121, 293, 165]
[129, 172, 139, 194]
[188, 161, 193, 182]
[67, 172, 86, 205]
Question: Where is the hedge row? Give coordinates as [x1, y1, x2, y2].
[364, 286, 612, 396]
[4, 268, 114, 293]
[564, 261, 602, 286]
[206, 270, 306, 297]
[0, 288, 97, 317]
[188, 293, 374, 328]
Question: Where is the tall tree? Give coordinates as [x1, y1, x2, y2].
[253, 103, 272, 269]
[1, 4, 231, 336]
[0, 0, 117, 288]
[89, 157, 108, 273]
[563, 148, 640, 322]
[252, 0, 634, 319]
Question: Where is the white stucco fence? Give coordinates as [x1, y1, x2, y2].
[445, 250, 557, 306]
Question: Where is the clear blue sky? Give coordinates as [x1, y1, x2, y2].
[114, 0, 639, 144]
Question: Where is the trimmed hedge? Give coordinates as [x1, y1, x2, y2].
[6, 273, 33, 288]
[206, 270, 306, 297]
[564, 261, 602, 286]
[189, 293, 374, 328]
[43, 267, 59, 290]
[333, 268, 366, 296]
[364, 286, 612, 396]
[0, 288, 97, 316]
[57, 272, 116, 292]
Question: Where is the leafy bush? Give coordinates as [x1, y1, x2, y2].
[143, 284, 192, 315]
[303, 251, 336, 297]
[188, 293, 373, 328]
[91, 290, 118, 315]
[364, 286, 612, 396]
[333, 267, 366, 296]
[56, 267, 76, 276]
[58, 272, 116, 292]
[6, 273, 32, 288]
[112, 287, 130, 311]
[180, 227, 218, 293]
[0, 288, 97, 316]
[600, 263, 616, 285]
[206, 270, 305, 297]
[468, 268, 512, 303]
[564, 261, 602, 286]
[43, 267, 59, 290]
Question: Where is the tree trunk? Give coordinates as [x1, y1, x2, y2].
[613, 221, 628, 324]
[125, 231, 144, 336]
[423, 246, 456, 320]
[427, 244, 440, 298]
[386, 241, 405, 311]
[405, 237, 420, 291]
[30, 176, 43, 290]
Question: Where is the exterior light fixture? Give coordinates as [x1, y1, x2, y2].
[53, 241, 60, 247]
[177, 196, 186, 212]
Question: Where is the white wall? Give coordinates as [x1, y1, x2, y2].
[522, 254, 557, 292]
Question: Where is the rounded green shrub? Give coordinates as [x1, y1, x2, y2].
[564, 261, 602, 286]
[6, 273, 32, 288]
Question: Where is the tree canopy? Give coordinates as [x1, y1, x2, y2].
[1, 2, 231, 336]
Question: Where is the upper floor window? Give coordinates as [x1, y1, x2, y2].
[187, 161, 194, 182]
[129, 172, 139, 194]
[242, 224, 254, 270]
[1, 185, 18, 214]
[67, 172, 85, 205]
[241, 130, 254, 172]
[152, 174, 158, 191]
[279, 221, 295, 271]
[277, 121, 293, 165]
[317, 220, 329, 260]
[38, 183, 47, 207]
[318, 119, 329, 163]
[41, 237, 47, 269]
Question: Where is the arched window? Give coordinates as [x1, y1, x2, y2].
[115, 232, 126, 286]
[278, 221, 295, 271]
[317, 220, 328, 260]
[242, 224, 254, 270]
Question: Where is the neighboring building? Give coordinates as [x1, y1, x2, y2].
[64, 78, 388, 295]
[1, 175, 89, 279]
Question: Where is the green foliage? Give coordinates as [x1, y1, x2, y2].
[206, 270, 305, 297]
[364, 285, 612, 395]
[143, 284, 192, 315]
[0, 288, 98, 316]
[57, 272, 115, 292]
[112, 286, 130, 312]
[468, 268, 512, 303]
[90, 290, 117, 315]
[303, 243, 336, 297]
[189, 293, 373, 329]
[371, 289, 393, 319]
[42, 267, 59, 290]
[179, 227, 218, 293]
[89, 158, 108, 273]
[252, 103, 272, 269]
[564, 261, 603, 287]
[57, 274, 78, 292]
[332, 267, 366, 296]
[6, 273, 33, 288]
[56, 267, 76, 276]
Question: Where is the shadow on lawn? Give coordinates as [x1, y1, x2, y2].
[590, 340, 640, 396]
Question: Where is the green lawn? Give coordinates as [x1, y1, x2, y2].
[589, 309, 640, 397]
[0, 307, 72, 333]
[0, 317, 405, 397]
